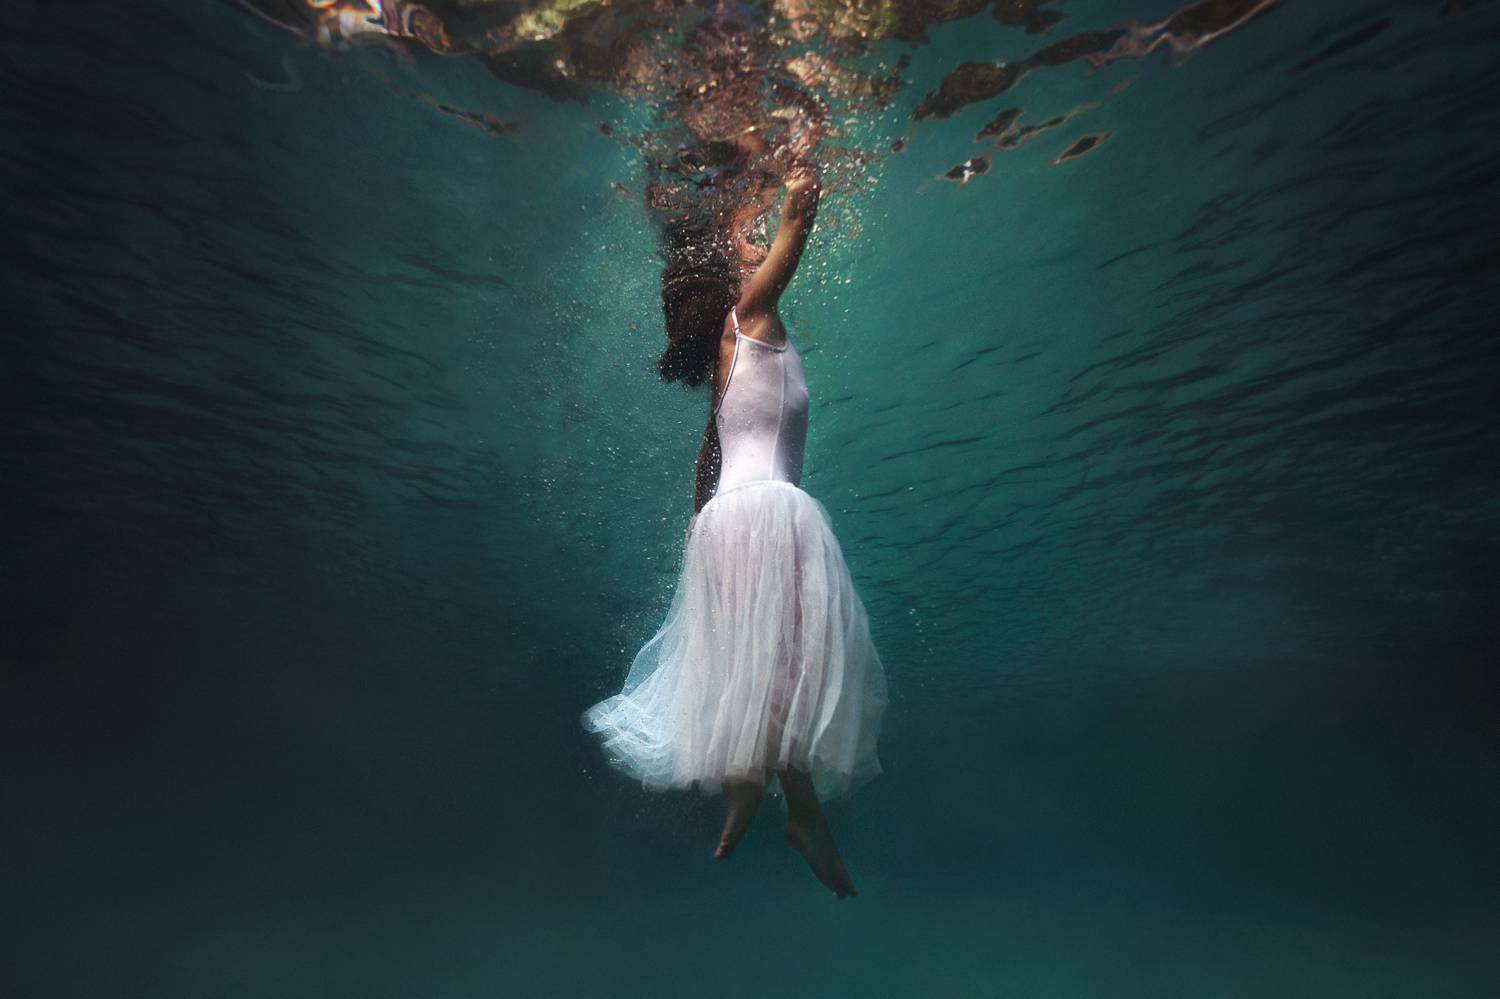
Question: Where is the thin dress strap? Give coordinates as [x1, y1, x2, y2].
[730, 305, 741, 336]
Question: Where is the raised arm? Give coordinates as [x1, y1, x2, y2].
[737, 166, 821, 314]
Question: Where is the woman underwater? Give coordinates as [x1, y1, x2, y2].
[583, 165, 888, 900]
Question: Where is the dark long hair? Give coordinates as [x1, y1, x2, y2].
[655, 213, 738, 388]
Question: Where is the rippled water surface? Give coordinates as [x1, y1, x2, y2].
[4, 1, 1499, 996]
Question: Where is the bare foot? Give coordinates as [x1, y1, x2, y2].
[783, 817, 858, 899]
[715, 780, 764, 859]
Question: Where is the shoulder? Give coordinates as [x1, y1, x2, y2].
[729, 299, 771, 332]
[729, 300, 785, 344]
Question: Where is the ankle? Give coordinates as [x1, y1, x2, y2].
[784, 813, 825, 835]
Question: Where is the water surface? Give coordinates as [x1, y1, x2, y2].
[3, 1, 1498, 996]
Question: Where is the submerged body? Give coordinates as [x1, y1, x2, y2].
[582, 167, 885, 899]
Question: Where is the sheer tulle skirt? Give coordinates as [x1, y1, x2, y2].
[581, 480, 888, 801]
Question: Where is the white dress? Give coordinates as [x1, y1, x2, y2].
[582, 307, 888, 801]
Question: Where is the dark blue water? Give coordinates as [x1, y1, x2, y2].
[4, 1, 1498, 995]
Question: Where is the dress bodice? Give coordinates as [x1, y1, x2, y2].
[713, 306, 810, 495]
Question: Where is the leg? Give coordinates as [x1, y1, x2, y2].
[778, 766, 857, 899]
[715, 774, 767, 860]
[724, 552, 800, 860]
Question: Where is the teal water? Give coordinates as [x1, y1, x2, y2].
[3, 2, 1498, 996]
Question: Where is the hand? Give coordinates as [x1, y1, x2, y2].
[784, 164, 821, 218]
[786, 163, 821, 197]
